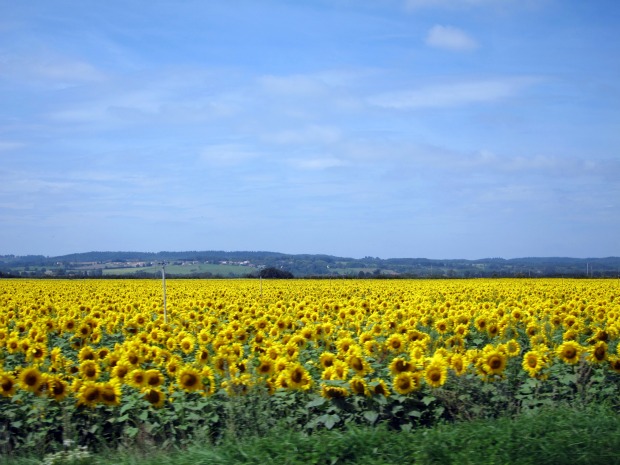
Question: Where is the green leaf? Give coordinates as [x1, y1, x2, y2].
[120, 403, 133, 415]
[124, 426, 139, 438]
[323, 414, 340, 430]
[306, 396, 327, 408]
[363, 411, 379, 424]
[421, 395, 436, 406]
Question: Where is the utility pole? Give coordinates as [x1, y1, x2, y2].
[161, 262, 167, 324]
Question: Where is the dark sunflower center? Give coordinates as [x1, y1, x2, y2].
[1, 380, 13, 391]
[564, 348, 576, 359]
[181, 374, 198, 387]
[351, 357, 363, 371]
[291, 370, 303, 384]
[397, 378, 411, 390]
[102, 390, 116, 402]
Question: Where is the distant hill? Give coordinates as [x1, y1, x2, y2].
[0, 251, 619, 278]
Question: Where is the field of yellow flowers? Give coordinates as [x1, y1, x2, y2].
[1, 278, 619, 455]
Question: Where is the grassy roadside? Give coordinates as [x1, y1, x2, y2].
[6, 404, 619, 465]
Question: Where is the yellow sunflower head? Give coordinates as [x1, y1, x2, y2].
[79, 360, 100, 381]
[556, 340, 583, 364]
[321, 384, 349, 399]
[100, 381, 122, 406]
[77, 381, 101, 408]
[349, 377, 369, 396]
[18, 366, 44, 393]
[0, 372, 17, 397]
[392, 371, 421, 395]
[424, 358, 448, 388]
[389, 357, 413, 375]
[46, 375, 70, 401]
[177, 366, 203, 392]
[142, 387, 166, 408]
[145, 369, 165, 388]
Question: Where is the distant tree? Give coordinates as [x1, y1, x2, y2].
[259, 267, 294, 279]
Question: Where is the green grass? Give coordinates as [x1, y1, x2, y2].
[6, 404, 618, 465]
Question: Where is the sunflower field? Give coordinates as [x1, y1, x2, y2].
[1, 278, 619, 457]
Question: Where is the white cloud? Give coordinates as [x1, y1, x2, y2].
[405, 0, 510, 10]
[199, 144, 261, 166]
[369, 77, 537, 109]
[0, 141, 24, 152]
[262, 125, 342, 145]
[426, 25, 477, 51]
[0, 53, 106, 88]
[258, 74, 328, 96]
[289, 157, 347, 170]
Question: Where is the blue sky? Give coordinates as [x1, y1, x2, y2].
[1, 0, 619, 259]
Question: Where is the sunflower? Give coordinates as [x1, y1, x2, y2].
[0, 372, 17, 397]
[504, 339, 521, 358]
[142, 387, 166, 408]
[78, 346, 97, 362]
[77, 381, 101, 408]
[486, 321, 501, 338]
[449, 353, 467, 376]
[6, 337, 20, 354]
[222, 373, 253, 396]
[385, 334, 406, 353]
[201, 366, 217, 395]
[319, 351, 337, 369]
[321, 384, 349, 399]
[111, 361, 131, 381]
[522, 350, 547, 378]
[349, 376, 369, 396]
[18, 366, 44, 393]
[195, 348, 210, 365]
[587, 341, 607, 364]
[212, 355, 231, 375]
[556, 340, 583, 365]
[100, 381, 122, 406]
[127, 368, 147, 388]
[608, 355, 620, 374]
[424, 357, 448, 388]
[392, 372, 420, 395]
[284, 363, 312, 390]
[123, 349, 142, 367]
[474, 315, 488, 332]
[79, 360, 100, 381]
[256, 358, 274, 376]
[363, 340, 382, 358]
[177, 366, 203, 392]
[76, 323, 91, 339]
[144, 369, 165, 388]
[389, 357, 413, 375]
[434, 319, 450, 334]
[478, 347, 507, 378]
[273, 357, 289, 374]
[454, 324, 470, 338]
[166, 358, 182, 376]
[347, 353, 371, 375]
[46, 375, 69, 402]
[26, 344, 48, 364]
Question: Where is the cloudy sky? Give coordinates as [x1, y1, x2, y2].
[1, 0, 619, 259]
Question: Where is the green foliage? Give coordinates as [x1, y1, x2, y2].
[3, 404, 617, 465]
